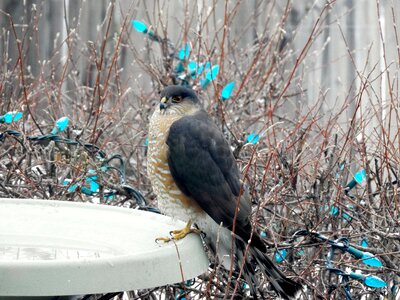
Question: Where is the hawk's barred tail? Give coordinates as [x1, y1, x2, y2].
[250, 246, 302, 299]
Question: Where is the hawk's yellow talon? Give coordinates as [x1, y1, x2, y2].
[156, 220, 200, 243]
[155, 237, 172, 243]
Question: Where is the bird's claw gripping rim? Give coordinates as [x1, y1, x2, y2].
[155, 220, 202, 244]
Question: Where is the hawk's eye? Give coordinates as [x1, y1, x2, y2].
[171, 96, 182, 103]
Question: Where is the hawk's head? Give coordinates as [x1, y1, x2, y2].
[159, 86, 200, 115]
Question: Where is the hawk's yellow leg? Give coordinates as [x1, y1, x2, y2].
[155, 220, 201, 243]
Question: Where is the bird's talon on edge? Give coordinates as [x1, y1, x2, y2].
[156, 220, 200, 243]
[155, 237, 172, 244]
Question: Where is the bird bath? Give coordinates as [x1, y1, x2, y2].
[0, 198, 208, 299]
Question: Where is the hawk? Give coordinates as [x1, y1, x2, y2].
[147, 85, 301, 299]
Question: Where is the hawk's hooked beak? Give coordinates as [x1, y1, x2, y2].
[160, 97, 168, 111]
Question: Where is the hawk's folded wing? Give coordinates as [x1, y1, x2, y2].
[166, 110, 251, 235]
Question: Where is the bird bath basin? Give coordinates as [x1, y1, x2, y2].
[0, 198, 209, 299]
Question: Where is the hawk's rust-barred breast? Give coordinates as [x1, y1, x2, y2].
[147, 85, 301, 299]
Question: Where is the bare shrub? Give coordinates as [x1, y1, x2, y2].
[0, 1, 399, 299]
